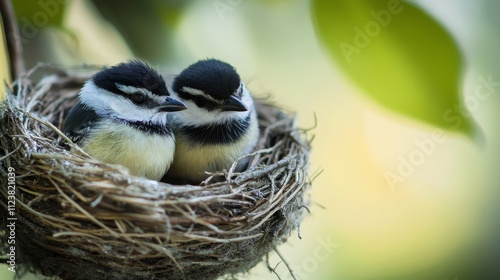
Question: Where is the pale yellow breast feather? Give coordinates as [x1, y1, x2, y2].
[168, 116, 259, 182]
[80, 120, 175, 180]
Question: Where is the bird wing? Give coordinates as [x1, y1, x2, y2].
[63, 102, 101, 144]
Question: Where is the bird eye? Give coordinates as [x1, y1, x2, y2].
[131, 94, 146, 105]
[194, 96, 207, 107]
[237, 84, 243, 96]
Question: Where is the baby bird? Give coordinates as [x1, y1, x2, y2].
[63, 60, 187, 180]
[166, 58, 259, 183]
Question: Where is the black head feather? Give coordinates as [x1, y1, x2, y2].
[93, 60, 169, 97]
[173, 59, 241, 101]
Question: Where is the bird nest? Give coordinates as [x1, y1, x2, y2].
[0, 64, 312, 280]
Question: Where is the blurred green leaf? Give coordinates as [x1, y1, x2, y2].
[13, 0, 66, 27]
[90, 0, 189, 64]
[312, 0, 475, 136]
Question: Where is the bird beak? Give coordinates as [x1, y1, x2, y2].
[158, 97, 188, 112]
[221, 95, 248, 112]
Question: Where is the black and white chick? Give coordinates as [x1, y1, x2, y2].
[63, 60, 187, 180]
[166, 58, 259, 183]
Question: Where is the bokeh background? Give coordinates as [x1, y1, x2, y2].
[1, 0, 500, 279]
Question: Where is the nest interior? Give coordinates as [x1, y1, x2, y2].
[0, 65, 312, 280]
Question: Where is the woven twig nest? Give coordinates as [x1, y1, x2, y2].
[0, 64, 312, 280]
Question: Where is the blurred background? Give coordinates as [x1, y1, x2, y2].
[1, 0, 500, 279]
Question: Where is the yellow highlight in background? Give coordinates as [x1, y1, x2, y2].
[0, 13, 12, 101]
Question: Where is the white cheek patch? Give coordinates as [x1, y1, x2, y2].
[79, 80, 167, 125]
[240, 86, 254, 110]
[236, 83, 243, 96]
[108, 100, 158, 121]
[170, 100, 225, 125]
[148, 111, 169, 126]
[169, 85, 254, 126]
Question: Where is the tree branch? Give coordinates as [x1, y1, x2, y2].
[0, 0, 25, 80]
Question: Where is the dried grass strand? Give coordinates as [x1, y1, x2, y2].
[0, 64, 312, 280]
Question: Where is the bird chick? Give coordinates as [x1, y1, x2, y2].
[166, 58, 259, 183]
[64, 60, 187, 180]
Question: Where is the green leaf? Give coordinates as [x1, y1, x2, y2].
[90, 0, 189, 64]
[311, 0, 476, 136]
[13, 0, 66, 27]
